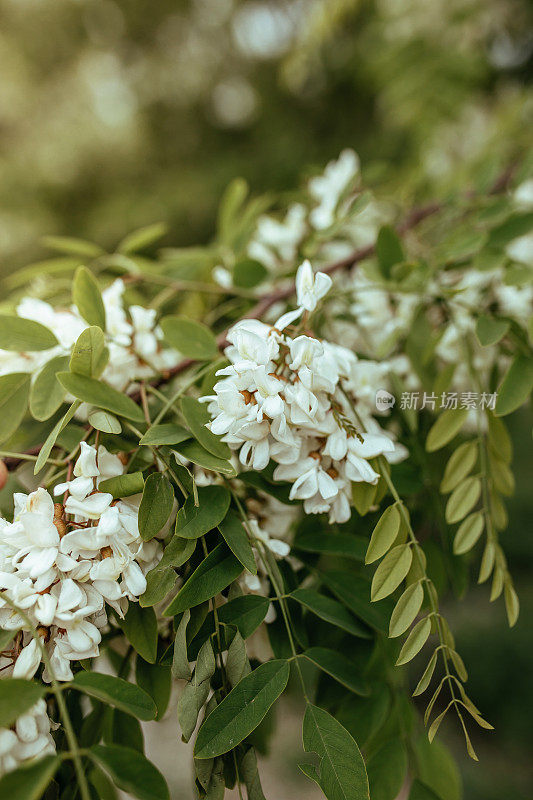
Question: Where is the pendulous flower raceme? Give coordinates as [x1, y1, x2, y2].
[202, 261, 404, 524]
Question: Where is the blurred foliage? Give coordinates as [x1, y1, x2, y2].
[1, 1, 532, 798]
[1, 0, 533, 270]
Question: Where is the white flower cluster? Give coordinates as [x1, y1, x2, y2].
[0, 443, 160, 687]
[0, 699, 55, 776]
[203, 261, 403, 524]
[0, 278, 178, 392]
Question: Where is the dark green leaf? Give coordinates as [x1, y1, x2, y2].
[116, 604, 158, 664]
[72, 672, 156, 720]
[0, 679, 46, 728]
[195, 660, 290, 759]
[302, 704, 370, 800]
[164, 543, 243, 616]
[367, 740, 408, 800]
[320, 572, 391, 632]
[218, 512, 256, 573]
[376, 225, 404, 277]
[217, 595, 270, 639]
[90, 744, 169, 800]
[303, 648, 369, 695]
[0, 755, 60, 800]
[175, 485, 230, 539]
[180, 397, 231, 459]
[139, 473, 175, 541]
[475, 315, 510, 347]
[173, 440, 236, 476]
[136, 657, 171, 720]
[0, 373, 31, 444]
[234, 259, 267, 288]
[290, 588, 371, 638]
[293, 532, 366, 561]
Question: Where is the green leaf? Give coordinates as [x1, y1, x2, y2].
[409, 780, 442, 800]
[320, 572, 391, 632]
[445, 477, 481, 524]
[160, 316, 218, 360]
[173, 440, 236, 476]
[90, 744, 170, 800]
[88, 409, 122, 434]
[303, 647, 369, 695]
[426, 408, 469, 452]
[218, 512, 256, 573]
[116, 604, 158, 664]
[366, 505, 401, 564]
[138, 473, 175, 541]
[413, 736, 462, 800]
[217, 595, 270, 639]
[72, 672, 156, 720]
[371, 545, 413, 602]
[413, 650, 438, 696]
[389, 581, 424, 638]
[475, 315, 510, 347]
[453, 511, 484, 555]
[177, 639, 216, 741]
[150, 533, 195, 573]
[57, 372, 144, 422]
[109, 709, 144, 753]
[29, 355, 69, 420]
[302, 703, 370, 800]
[351, 480, 378, 516]
[99, 472, 145, 498]
[504, 580, 520, 627]
[34, 401, 80, 473]
[73, 266, 106, 329]
[290, 588, 371, 638]
[217, 177, 248, 242]
[0, 315, 58, 351]
[180, 396, 231, 459]
[194, 660, 290, 759]
[376, 225, 404, 278]
[0, 373, 31, 444]
[240, 748, 267, 800]
[164, 543, 242, 616]
[69, 326, 109, 378]
[0, 679, 46, 728]
[175, 485, 230, 539]
[440, 441, 478, 494]
[139, 423, 190, 446]
[293, 532, 366, 561]
[42, 234, 104, 258]
[0, 755, 60, 800]
[140, 569, 177, 608]
[488, 212, 533, 248]
[172, 609, 191, 681]
[234, 259, 267, 288]
[495, 355, 533, 416]
[367, 740, 408, 800]
[136, 657, 171, 720]
[396, 617, 432, 666]
[118, 222, 167, 254]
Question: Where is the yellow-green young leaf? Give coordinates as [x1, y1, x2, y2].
[490, 492, 508, 531]
[302, 704, 370, 800]
[489, 456, 515, 496]
[423, 682, 443, 726]
[389, 581, 424, 638]
[0, 315, 58, 352]
[487, 414, 512, 463]
[217, 177, 248, 242]
[194, 660, 290, 759]
[371, 544, 413, 602]
[413, 650, 438, 696]
[34, 401, 80, 474]
[396, 616, 431, 666]
[504, 580, 520, 627]
[405, 543, 427, 584]
[42, 234, 104, 258]
[0, 755, 60, 800]
[495, 355, 533, 416]
[445, 477, 481, 524]
[118, 222, 167, 254]
[73, 266, 106, 329]
[448, 649, 468, 682]
[180, 396, 231, 459]
[88, 410, 121, 434]
[428, 704, 451, 744]
[475, 315, 510, 347]
[57, 372, 144, 422]
[160, 315, 218, 360]
[69, 326, 109, 378]
[366, 505, 401, 564]
[138, 473, 175, 541]
[426, 408, 469, 453]
[29, 355, 70, 421]
[453, 511, 484, 555]
[440, 441, 478, 494]
[478, 541, 496, 584]
[0, 373, 31, 445]
[99, 472, 145, 498]
[490, 566, 505, 601]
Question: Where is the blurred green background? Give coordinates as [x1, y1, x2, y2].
[1, 1, 532, 797]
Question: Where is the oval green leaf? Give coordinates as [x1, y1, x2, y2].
[57, 372, 144, 422]
[90, 744, 169, 800]
[180, 396, 231, 459]
[426, 408, 469, 452]
[453, 511, 484, 555]
[160, 315, 218, 360]
[445, 477, 481, 524]
[139, 473, 175, 541]
[389, 581, 424, 638]
[70, 326, 109, 378]
[0, 373, 31, 444]
[73, 266, 106, 329]
[164, 543, 242, 616]
[396, 616, 432, 665]
[0, 679, 46, 728]
[0, 315, 58, 352]
[72, 672, 156, 720]
[371, 545, 413, 602]
[175, 485, 230, 540]
[366, 505, 401, 564]
[29, 355, 69, 421]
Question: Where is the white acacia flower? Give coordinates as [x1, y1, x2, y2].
[0, 700, 55, 777]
